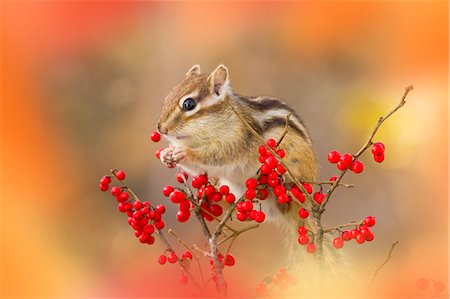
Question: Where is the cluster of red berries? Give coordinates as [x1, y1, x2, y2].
[209, 253, 236, 291]
[99, 170, 166, 245]
[297, 226, 317, 253]
[327, 151, 364, 173]
[158, 251, 192, 284]
[371, 142, 385, 163]
[256, 268, 298, 295]
[334, 216, 376, 248]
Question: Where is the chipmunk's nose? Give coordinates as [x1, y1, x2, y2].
[157, 122, 168, 134]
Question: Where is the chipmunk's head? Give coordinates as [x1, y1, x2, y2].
[157, 65, 232, 145]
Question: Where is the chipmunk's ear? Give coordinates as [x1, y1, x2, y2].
[208, 65, 229, 95]
[186, 65, 201, 77]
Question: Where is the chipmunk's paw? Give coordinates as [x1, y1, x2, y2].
[159, 145, 186, 168]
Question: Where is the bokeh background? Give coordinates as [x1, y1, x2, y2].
[1, 1, 448, 298]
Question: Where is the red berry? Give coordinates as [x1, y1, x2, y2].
[204, 185, 216, 198]
[225, 194, 235, 204]
[333, 237, 344, 249]
[154, 220, 165, 230]
[157, 254, 167, 265]
[155, 148, 164, 159]
[265, 156, 279, 169]
[328, 150, 341, 164]
[290, 187, 305, 203]
[167, 252, 178, 263]
[100, 175, 111, 185]
[111, 186, 121, 196]
[144, 224, 155, 234]
[246, 178, 258, 189]
[341, 153, 353, 165]
[276, 164, 286, 174]
[210, 204, 223, 217]
[162, 185, 174, 197]
[374, 153, 385, 163]
[266, 138, 277, 148]
[257, 189, 269, 200]
[350, 160, 364, 173]
[225, 254, 235, 266]
[276, 149, 286, 158]
[351, 229, 359, 238]
[416, 278, 429, 290]
[260, 164, 271, 175]
[258, 174, 268, 185]
[274, 185, 286, 196]
[155, 204, 166, 214]
[329, 176, 338, 181]
[179, 200, 191, 211]
[371, 142, 385, 156]
[298, 226, 307, 235]
[298, 208, 310, 218]
[115, 170, 126, 181]
[268, 178, 279, 187]
[242, 201, 253, 212]
[179, 274, 188, 285]
[258, 145, 267, 155]
[337, 161, 348, 170]
[177, 210, 191, 222]
[306, 242, 316, 253]
[313, 192, 325, 205]
[191, 177, 204, 189]
[245, 189, 256, 200]
[298, 235, 310, 245]
[176, 172, 188, 183]
[182, 251, 193, 260]
[364, 215, 376, 227]
[150, 131, 161, 142]
[342, 230, 352, 241]
[365, 231, 374, 241]
[277, 194, 290, 204]
[254, 211, 266, 223]
[169, 191, 186, 203]
[256, 283, 267, 295]
[236, 211, 248, 221]
[355, 233, 366, 244]
[301, 183, 313, 194]
[99, 183, 109, 191]
[118, 191, 129, 202]
[433, 281, 445, 293]
[219, 185, 230, 195]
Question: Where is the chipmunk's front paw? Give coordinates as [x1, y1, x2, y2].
[159, 145, 186, 168]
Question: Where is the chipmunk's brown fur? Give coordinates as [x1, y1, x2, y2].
[157, 65, 346, 288]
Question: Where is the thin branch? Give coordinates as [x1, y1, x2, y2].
[368, 241, 399, 288]
[303, 181, 355, 188]
[323, 220, 363, 233]
[276, 113, 291, 146]
[319, 86, 413, 212]
[217, 223, 260, 246]
[168, 229, 206, 286]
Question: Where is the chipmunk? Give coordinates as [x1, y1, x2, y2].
[157, 65, 343, 283]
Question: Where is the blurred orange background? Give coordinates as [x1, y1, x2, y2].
[1, 1, 448, 298]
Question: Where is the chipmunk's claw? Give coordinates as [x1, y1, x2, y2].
[159, 145, 186, 168]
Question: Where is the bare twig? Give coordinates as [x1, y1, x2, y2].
[303, 181, 355, 188]
[368, 241, 399, 288]
[168, 229, 206, 286]
[323, 220, 364, 233]
[276, 113, 291, 146]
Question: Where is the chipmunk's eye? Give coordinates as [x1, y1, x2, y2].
[182, 98, 196, 112]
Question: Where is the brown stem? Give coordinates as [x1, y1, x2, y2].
[323, 220, 364, 233]
[368, 241, 399, 288]
[276, 113, 291, 146]
[303, 181, 355, 188]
